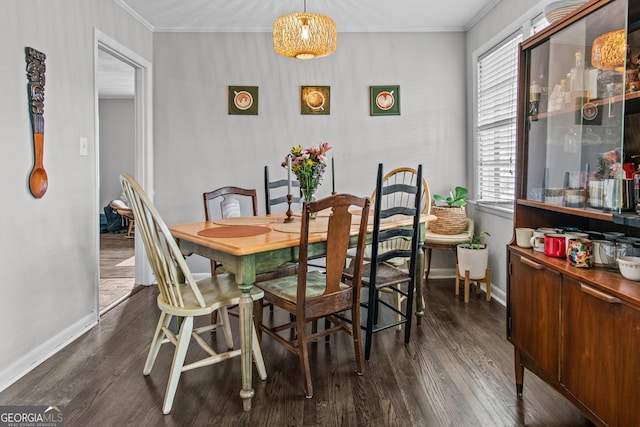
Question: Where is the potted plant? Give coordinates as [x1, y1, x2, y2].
[430, 186, 468, 234]
[457, 231, 490, 280]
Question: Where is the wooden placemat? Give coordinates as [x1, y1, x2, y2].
[272, 219, 329, 234]
[197, 225, 271, 238]
[213, 217, 279, 226]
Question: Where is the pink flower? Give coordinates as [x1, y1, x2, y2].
[283, 143, 332, 190]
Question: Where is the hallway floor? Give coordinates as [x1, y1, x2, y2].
[100, 232, 137, 313]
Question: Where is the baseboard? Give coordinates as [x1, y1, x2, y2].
[426, 268, 506, 307]
[0, 312, 97, 392]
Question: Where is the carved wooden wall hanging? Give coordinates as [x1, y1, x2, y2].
[25, 47, 47, 198]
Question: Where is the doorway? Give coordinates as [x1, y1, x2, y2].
[94, 30, 154, 315]
[97, 47, 136, 313]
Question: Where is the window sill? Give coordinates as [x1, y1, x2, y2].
[468, 200, 514, 220]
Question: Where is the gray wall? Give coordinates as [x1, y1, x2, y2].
[466, 0, 543, 304]
[1, 0, 549, 391]
[0, 0, 152, 389]
[99, 99, 135, 209]
[152, 31, 469, 274]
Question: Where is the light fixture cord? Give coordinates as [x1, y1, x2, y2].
[304, 0, 307, 13]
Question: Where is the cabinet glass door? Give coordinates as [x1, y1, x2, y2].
[524, 0, 628, 213]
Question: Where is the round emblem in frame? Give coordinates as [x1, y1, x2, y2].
[234, 91, 253, 110]
[375, 91, 395, 110]
[306, 91, 325, 110]
[582, 102, 598, 121]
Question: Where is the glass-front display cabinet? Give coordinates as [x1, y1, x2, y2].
[508, 4, 640, 426]
[519, 0, 640, 219]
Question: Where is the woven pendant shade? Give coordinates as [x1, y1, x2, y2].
[591, 29, 626, 71]
[273, 12, 337, 60]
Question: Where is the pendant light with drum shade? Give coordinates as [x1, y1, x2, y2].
[273, 0, 337, 59]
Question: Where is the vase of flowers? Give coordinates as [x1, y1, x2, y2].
[283, 143, 331, 219]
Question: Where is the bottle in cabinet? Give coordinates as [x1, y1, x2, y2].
[634, 165, 640, 214]
[570, 51, 584, 100]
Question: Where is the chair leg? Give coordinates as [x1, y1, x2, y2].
[425, 247, 433, 282]
[251, 324, 267, 380]
[126, 219, 135, 238]
[464, 270, 470, 303]
[162, 316, 194, 415]
[218, 307, 234, 349]
[144, 312, 172, 376]
[254, 299, 264, 342]
[403, 280, 415, 345]
[394, 286, 402, 331]
[364, 284, 377, 361]
[296, 316, 313, 398]
[351, 298, 365, 375]
[373, 290, 381, 326]
[210, 261, 219, 327]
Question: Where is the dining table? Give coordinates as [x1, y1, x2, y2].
[169, 210, 435, 411]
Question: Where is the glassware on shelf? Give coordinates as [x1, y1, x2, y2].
[529, 81, 541, 116]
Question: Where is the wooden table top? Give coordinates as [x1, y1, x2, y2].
[169, 213, 435, 257]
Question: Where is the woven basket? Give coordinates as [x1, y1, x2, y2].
[429, 206, 467, 235]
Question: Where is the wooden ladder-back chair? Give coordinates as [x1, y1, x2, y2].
[203, 186, 297, 321]
[264, 165, 300, 214]
[203, 186, 258, 275]
[344, 163, 423, 360]
[120, 174, 266, 414]
[255, 193, 371, 398]
[265, 164, 325, 270]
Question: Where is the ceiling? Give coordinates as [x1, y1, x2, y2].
[97, 49, 135, 99]
[98, 0, 506, 98]
[115, 0, 503, 33]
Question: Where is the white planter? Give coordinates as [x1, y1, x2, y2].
[456, 244, 489, 280]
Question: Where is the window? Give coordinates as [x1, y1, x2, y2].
[475, 32, 523, 209]
[474, 11, 549, 211]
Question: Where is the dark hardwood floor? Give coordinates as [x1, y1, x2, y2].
[0, 279, 591, 426]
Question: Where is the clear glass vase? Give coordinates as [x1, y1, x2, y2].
[300, 187, 317, 219]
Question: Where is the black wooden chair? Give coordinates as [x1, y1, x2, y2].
[343, 163, 422, 360]
[255, 194, 371, 398]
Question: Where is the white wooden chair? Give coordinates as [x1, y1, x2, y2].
[120, 173, 266, 414]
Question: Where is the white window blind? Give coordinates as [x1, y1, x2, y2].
[476, 32, 523, 207]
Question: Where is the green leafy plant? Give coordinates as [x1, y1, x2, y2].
[433, 186, 468, 208]
[466, 231, 490, 249]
